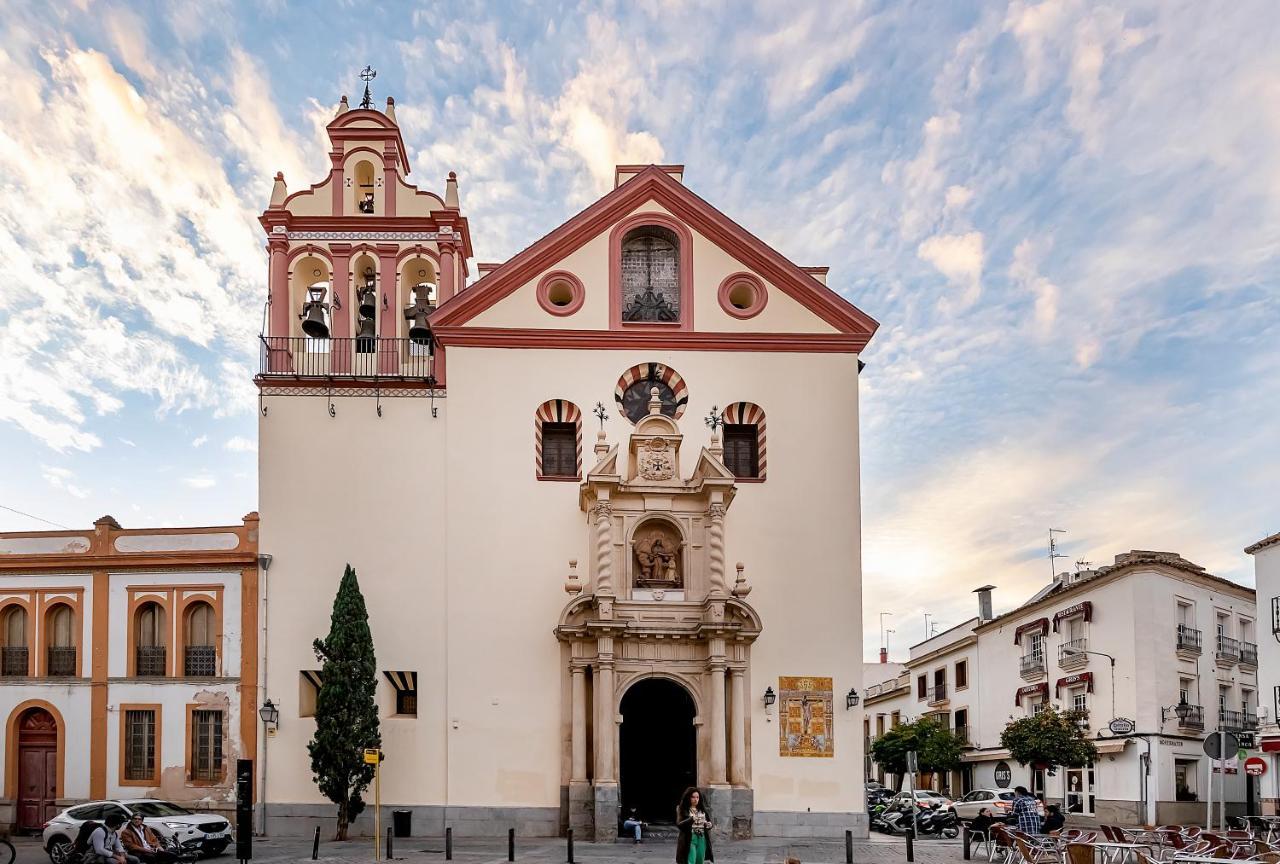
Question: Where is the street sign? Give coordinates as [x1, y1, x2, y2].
[1108, 718, 1135, 736]
[1203, 732, 1240, 759]
[994, 761, 1012, 788]
[1245, 757, 1268, 777]
[364, 748, 383, 764]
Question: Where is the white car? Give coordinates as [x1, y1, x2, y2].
[951, 789, 1046, 821]
[42, 799, 233, 862]
[887, 789, 953, 810]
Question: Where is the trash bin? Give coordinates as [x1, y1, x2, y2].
[393, 809, 411, 838]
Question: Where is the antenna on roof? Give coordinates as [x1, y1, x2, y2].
[1048, 528, 1068, 580]
[1074, 558, 1091, 573]
[358, 65, 377, 109]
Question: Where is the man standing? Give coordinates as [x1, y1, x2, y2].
[1012, 786, 1042, 834]
[121, 813, 178, 864]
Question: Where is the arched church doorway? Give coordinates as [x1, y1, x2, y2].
[15, 707, 58, 830]
[619, 678, 696, 824]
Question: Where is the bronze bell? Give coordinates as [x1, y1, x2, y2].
[406, 309, 431, 344]
[300, 301, 330, 338]
[355, 317, 376, 353]
[358, 286, 377, 320]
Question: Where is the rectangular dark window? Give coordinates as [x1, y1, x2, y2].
[955, 660, 968, 689]
[917, 674, 927, 699]
[722, 424, 760, 478]
[124, 710, 156, 781]
[541, 422, 577, 478]
[191, 709, 223, 782]
[396, 688, 418, 716]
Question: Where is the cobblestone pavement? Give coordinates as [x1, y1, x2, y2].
[9, 833, 964, 864]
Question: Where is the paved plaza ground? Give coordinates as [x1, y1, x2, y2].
[7, 833, 965, 864]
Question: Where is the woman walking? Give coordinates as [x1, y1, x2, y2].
[675, 787, 715, 864]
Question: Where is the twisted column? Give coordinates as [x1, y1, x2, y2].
[708, 503, 727, 595]
[593, 501, 614, 595]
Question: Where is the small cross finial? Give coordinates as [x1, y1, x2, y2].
[358, 66, 377, 109]
[705, 406, 723, 432]
[593, 402, 609, 430]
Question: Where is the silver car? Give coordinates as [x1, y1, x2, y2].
[42, 799, 232, 863]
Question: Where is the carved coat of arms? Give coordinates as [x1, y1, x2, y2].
[637, 438, 675, 481]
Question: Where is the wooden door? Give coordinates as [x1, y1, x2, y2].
[16, 708, 58, 831]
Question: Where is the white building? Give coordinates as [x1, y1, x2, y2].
[866, 552, 1258, 825]
[255, 92, 878, 839]
[1246, 531, 1280, 814]
[0, 515, 260, 832]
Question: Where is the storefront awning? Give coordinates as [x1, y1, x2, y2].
[1055, 672, 1094, 696]
[1095, 738, 1129, 755]
[1014, 617, 1050, 645]
[1053, 601, 1093, 632]
[1016, 682, 1049, 706]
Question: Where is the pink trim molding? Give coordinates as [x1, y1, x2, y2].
[536, 271, 586, 317]
[717, 272, 768, 319]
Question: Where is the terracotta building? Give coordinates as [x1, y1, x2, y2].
[0, 515, 260, 831]
[254, 92, 878, 839]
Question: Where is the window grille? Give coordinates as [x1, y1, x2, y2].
[723, 424, 760, 478]
[540, 422, 577, 478]
[124, 710, 156, 781]
[191, 710, 223, 782]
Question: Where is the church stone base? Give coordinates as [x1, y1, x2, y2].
[568, 781, 595, 837]
[263, 803, 560, 837]
[592, 781, 619, 842]
[753, 810, 867, 838]
[704, 785, 734, 837]
[730, 788, 754, 838]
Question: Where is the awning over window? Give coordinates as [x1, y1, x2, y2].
[302, 670, 323, 691]
[1015, 682, 1049, 705]
[383, 670, 417, 693]
[1055, 672, 1094, 696]
[1014, 618, 1049, 645]
[1052, 601, 1093, 632]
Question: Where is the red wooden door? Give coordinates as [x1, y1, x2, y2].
[16, 708, 58, 831]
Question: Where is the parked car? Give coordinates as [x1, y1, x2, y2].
[950, 789, 1046, 821]
[886, 789, 952, 811]
[42, 799, 232, 863]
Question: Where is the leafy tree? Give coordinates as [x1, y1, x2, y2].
[999, 707, 1097, 770]
[869, 717, 965, 783]
[309, 565, 381, 840]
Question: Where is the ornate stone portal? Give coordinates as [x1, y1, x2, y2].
[556, 390, 762, 840]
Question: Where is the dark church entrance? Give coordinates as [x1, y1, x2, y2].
[619, 678, 697, 824]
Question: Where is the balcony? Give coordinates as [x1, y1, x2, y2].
[1059, 638, 1090, 670]
[1177, 704, 1205, 730]
[1020, 651, 1046, 680]
[927, 684, 948, 706]
[1221, 710, 1260, 733]
[135, 646, 167, 677]
[259, 336, 436, 381]
[954, 725, 974, 747]
[1177, 625, 1203, 656]
[1216, 635, 1241, 668]
[1241, 641, 1259, 668]
[47, 646, 76, 677]
[184, 645, 217, 678]
[1, 646, 29, 676]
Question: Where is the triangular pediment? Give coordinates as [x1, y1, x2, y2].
[431, 166, 877, 350]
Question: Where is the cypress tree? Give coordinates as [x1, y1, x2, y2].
[309, 564, 381, 840]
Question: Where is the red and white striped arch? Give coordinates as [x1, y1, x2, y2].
[613, 363, 689, 422]
[722, 401, 767, 480]
[534, 399, 583, 479]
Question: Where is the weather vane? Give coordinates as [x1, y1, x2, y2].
[359, 65, 377, 109]
[705, 405, 722, 432]
[593, 402, 609, 430]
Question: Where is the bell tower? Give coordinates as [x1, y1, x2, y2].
[257, 69, 472, 385]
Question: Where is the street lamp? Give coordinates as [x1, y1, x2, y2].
[1162, 698, 1193, 726]
[846, 688, 860, 710]
[259, 698, 279, 730]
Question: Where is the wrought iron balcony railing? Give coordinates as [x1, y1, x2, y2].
[954, 725, 972, 746]
[1217, 635, 1241, 663]
[1177, 625, 1202, 653]
[1, 646, 29, 676]
[1177, 704, 1205, 729]
[1020, 652, 1045, 677]
[136, 646, 167, 677]
[1059, 638, 1089, 666]
[259, 336, 435, 380]
[184, 645, 217, 677]
[928, 684, 948, 705]
[47, 646, 77, 676]
[1241, 641, 1259, 667]
[1221, 709, 1260, 732]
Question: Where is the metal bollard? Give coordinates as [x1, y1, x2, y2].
[508, 827, 515, 862]
[311, 826, 320, 861]
[963, 825, 971, 860]
[846, 829, 853, 864]
[905, 828, 915, 863]
[567, 829, 574, 864]
[446, 826, 453, 861]
[387, 826, 394, 861]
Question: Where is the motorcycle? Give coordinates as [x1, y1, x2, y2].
[918, 806, 960, 839]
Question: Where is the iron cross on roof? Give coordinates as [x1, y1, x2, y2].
[359, 65, 377, 109]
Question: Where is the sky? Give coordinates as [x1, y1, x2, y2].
[0, 0, 1277, 660]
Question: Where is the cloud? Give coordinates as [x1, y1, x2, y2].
[182, 473, 217, 489]
[917, 231, 985, 308]
[224, 436, 256, 453]
[1008, 238, 1059, 336]
[42, 465, 90, 499]
[192, 435, 208, 448]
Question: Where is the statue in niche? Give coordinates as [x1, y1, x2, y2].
[633, 523, 682, 588]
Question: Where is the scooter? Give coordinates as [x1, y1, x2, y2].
[918, 807, 960, 839]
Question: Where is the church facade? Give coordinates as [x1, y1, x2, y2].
[255, 93, 878, 839]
